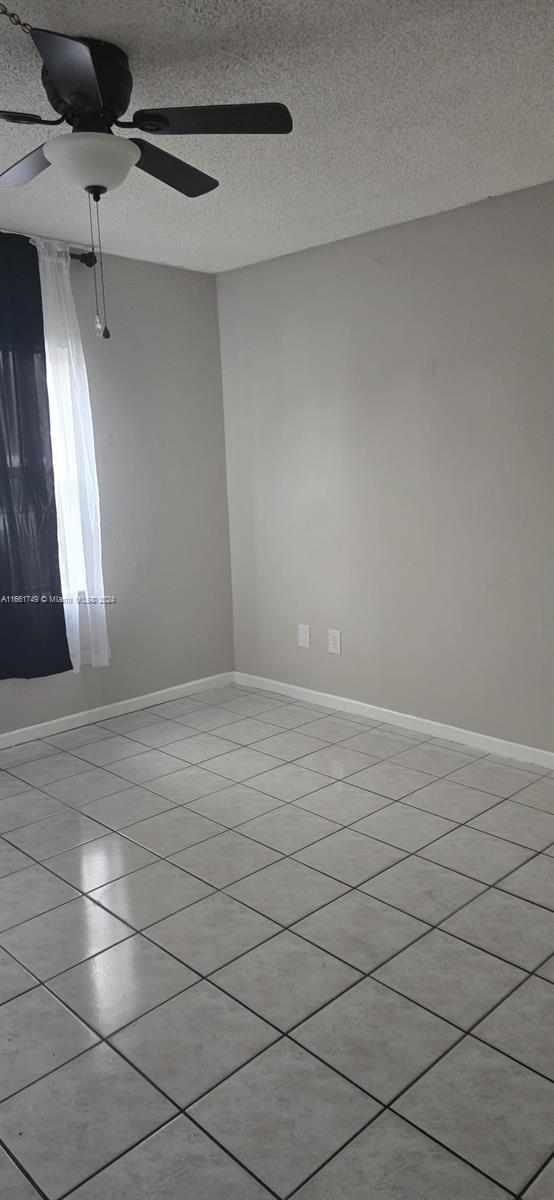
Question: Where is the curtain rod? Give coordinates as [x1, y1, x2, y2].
[0, 227, 96, 267]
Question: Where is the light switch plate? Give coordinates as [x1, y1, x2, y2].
[298, 624, 311, 649]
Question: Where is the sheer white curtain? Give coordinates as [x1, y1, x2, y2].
[32, 238, 110, 671]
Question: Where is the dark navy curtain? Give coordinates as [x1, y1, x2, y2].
[0, 232, 72, 678]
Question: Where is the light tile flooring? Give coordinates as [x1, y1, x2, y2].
[0, 685, 552, 1199]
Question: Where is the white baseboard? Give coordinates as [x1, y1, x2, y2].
[2, 667, 552, 771]
[0, 673, 234, 750]
[235, 672, 554, 771]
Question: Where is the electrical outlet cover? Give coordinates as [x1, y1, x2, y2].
[328, 629, 342, 654]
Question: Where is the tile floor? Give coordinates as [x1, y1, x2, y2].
[0, 683, 552, 1199]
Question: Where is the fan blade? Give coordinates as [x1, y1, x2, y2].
[131, 139, 218, 197]
[0, 144, 49, 187]
[132, 102, 293, 136]
[30, 27, 102, 111]
[0, 110, 47, 125]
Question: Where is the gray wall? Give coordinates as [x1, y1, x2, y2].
[0, 253, 234, 735]
[218, 184, 554, 749]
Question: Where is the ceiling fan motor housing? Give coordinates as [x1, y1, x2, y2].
[41, 38, 133, 129]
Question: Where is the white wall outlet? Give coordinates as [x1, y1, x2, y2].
[298, 623, 311, 649]
[328, 628, 342, 655]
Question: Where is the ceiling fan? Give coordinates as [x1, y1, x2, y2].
[0, 27, 293, 195]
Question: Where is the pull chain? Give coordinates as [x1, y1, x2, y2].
[87, 192, 103, 337]
[0, 4, 32, 33]
[94, 196, 110, 339]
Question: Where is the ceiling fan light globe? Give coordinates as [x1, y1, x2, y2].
[43, 132, 140, 191]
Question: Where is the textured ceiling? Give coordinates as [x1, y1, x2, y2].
[0, 0, 551, 272]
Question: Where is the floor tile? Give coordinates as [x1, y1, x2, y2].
[522, 1157, 554, 1200]
[294, 828, 406, 885]
[47, 725, 114, 751]
[0, 839, 34, 878]
[482, 754, 551, 775]
[470, 800, 554, 850]
[353, 802, 455, 851]
[249, 731, 329, 762]
[160, 733, 241, 764]
[101, 709, 177, 732]
[474, 975, 554, 1078]
[0, 741, 57, 769]
[0, 788, 67, 834]
[8, 753, 90, 788]
[213, 931, 360, 1030]
[63, 1116, 271, 1200]
[390, 743, 476, 776]
[80, 786, 176, 829]
[293, 890, 428, 972]
[50, 935, 198, 1035]
[211, 717, 284, 744]
[203, 747, 285, 781]
[145, 700, 209, 715]
[0, 986, 98, 1101]
[347, 760, 436, 800]
[187, 783, 283, 826]
[393, 1037, 554, 1194]
[237, 805, 338, 853]
[294, 1109, 508, 1199]
[441, 888, 554, 969]
[124, 719, 200, 748]
[144, 764, 232, 803]
[0, 946, 37, 1006]
[44, 834, 156, 891]
[537, 954, 554, 982]
[513, 776, 554, 814]
[378, 723, 428, 740]
[294, 977, 459, 1101]
[146, 697, 210, 720]
[0, 1146, 41, 1199]
[5, 809, 108, 859]
[191, 685, 252, 704]
[419, 825, 533, 882]
[295, 745, 378, 779]
[0, 896, 131, 979]
[296, 716, 375, 743]
[374, 929, 526, 1027]
[183, 705, 254, 730]
[91, 859, 213, 927]
[429, 736, 487, 755]
[0, 1043, 176, 1200]
[190, 1038, 378, 1198]
[446, 759, 540, 798]
[226, 857, 348, 924]
[402, 778, 501, 821]
[0, 771, 32, 800]
[361, 856, 485, 923]
[147, 893, 280, 974]
[123, 806, 224, 856]
[498, 854, 554, 909]
[294, 781, 392, 824]
[0, 864, 78, 932]
[73, 736, 150, 767]
[340, 728, 422, 758]
[107, 749, 184, 784]
[267, 704, 338, 729]
[112, 980, 278, 1105]
[219, 695, 287, 717]
[41, 768, 131, 807]
[170, 830, 281, 887]
[245, 763, 332, 801]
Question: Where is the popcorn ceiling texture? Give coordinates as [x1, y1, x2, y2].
[0, 0, 551, 271]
